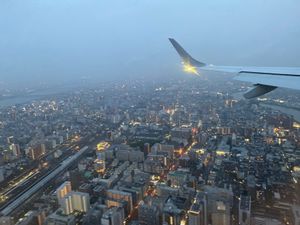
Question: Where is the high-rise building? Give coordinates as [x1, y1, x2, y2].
[82, 208, 103, 225]
[101, 207, 124, 225]
[94, 156, 105, 173]
[188, 196, 207, 225]
[189, 205, 202, 225]
[239, 195, 251, 225]
[68, 170, 81, 190]
[61, 191, 90, 215]
[292, 205, 300, 225]
[72, 191, 90, 212]
[211, 201, 230, 225]
[151, 143, 174, 158]
[10, 143, 21, 157]
[0, 168, 5, 183]
[163, 201, 185, 225]
[231, 133, 237, 146]
[95, 141, 110, 173]
[82, 203, 107, 225]
[203, 185, 233, 211]
[56, 181, 72, 203]
[27, 143, 46, 160]
[144, 143, 151, 156]
[138, 201, 160, 225]
[7, 136, 14, 144]
[188, 193, 207, 225]
[61, 194, 74, 215]
[106, 189, 133, 213]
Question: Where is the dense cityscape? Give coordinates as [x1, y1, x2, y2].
[0, 76, 299, 225]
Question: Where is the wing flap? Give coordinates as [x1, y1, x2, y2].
[243, 84, 277, 99]
[235, 72, 300, 91]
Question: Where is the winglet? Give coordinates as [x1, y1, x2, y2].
[169, 38, 206, 67]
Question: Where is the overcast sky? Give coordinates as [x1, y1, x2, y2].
[0, 0, 300, 87]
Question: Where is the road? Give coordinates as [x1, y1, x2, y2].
[0, 146, 90, 216]
[0, 142, 79, 209]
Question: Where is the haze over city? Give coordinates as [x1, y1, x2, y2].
[1, 0, 300, 88]
[1, 1, 300, 225]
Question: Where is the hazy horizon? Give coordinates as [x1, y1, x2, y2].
[1, 0, 300, 88]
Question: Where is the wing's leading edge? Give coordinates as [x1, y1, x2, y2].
[169, 38, 300, 98]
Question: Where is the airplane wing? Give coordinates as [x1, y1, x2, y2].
[169, 38, 300, 99]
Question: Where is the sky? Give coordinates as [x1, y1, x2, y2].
[0, 0, 300, 88]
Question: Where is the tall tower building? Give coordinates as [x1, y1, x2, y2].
[188, 204, 203, 225]
[106, 189, 133, 213]
[7, 136, 14, 144]
[188, 192, 207, 225]
[101, 207, 124, 225]
[138, 200, 160, 225]
[239, 195, 251, 225]
[61, 194, 73, 215]
[95, 142, 110, 173]
[56, 181, 72, 203]
[143, 143, 151, 156]
[211, 201, 230, 225]
[231, 133, 237, 146]
[61, 191, 90, 215]
[27, 143, 46, 160]
[163, 201, 185, 225]
[10, 143, 21, 157]
[71, 192, 90, 213]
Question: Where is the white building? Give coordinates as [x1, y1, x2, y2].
[61, 191, 90, 215]
[56, 181, 72, 203]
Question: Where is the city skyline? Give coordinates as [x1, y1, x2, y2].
[0, 1, 300, 225]
[0, 77, 300, 224]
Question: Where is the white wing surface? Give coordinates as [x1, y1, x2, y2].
[169, 38, 300, 98]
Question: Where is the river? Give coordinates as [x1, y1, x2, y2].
[260, 103, 300, 122]
[0, 85, 78, 108]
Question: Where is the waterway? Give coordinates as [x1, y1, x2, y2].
[232, 91, 300, 122]
[0, 85, 78, 108]
[260, 103, 300, 122]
